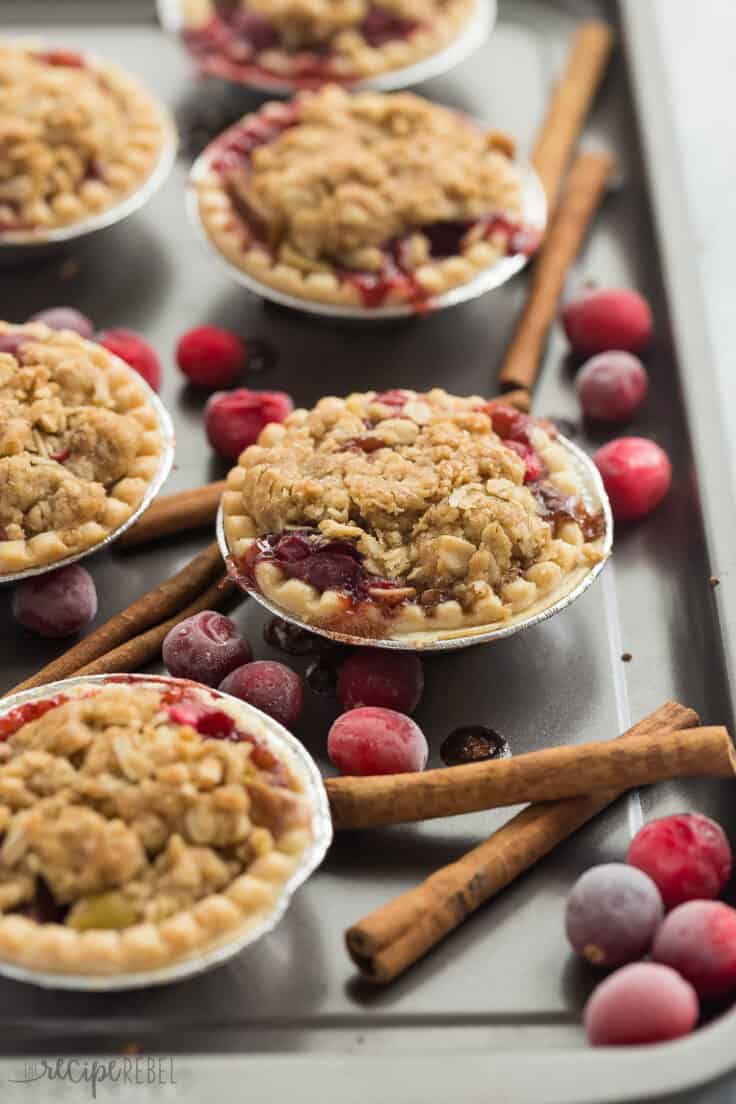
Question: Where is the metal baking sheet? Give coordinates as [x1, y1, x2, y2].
[1, 1, 734, 1101]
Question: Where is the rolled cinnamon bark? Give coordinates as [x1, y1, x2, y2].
[346, 702, 699, 983]
[117, 481, 227, 549]
[498, 150, 613, 392]
[532, 21, 614, 211]
[5, 542, 223, 697]
[73, 575, 239, 678]
[327, 723, 731, 830]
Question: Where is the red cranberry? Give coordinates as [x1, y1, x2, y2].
[593, 437, 671, 521]
[97, 328, 161, 391]
[653, 900, 736, 997]
[336, 649, 424, 714]
[584, 963, 698, 1046]
[565, 863, 664, 968]
[205, 388, 293, 460]
[12, 564, 97, 638]
[27, 307, 94, 339]
[576, 351, 649, 422]
[176, 325, 247, 389]
[505, 440, 546, 483]
[562, 288, 653, 356]
[219, 660, 304, 729]
[328, 707, 428, 776]
[162, 610, 252, 687]
[627, 813, 732, 908]
[488, 404, 532, 446]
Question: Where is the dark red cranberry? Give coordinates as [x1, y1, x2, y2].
[162, 610, 252, 687]
[488, 404, 532, 445]
[231, 11, 280, 49]
[337, 649, 424, 714]
[220, 660, 304, 729]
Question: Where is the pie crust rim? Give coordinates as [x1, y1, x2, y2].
[0, 674, 332, 991]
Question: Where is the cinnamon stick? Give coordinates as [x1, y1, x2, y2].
[346, 702, 699, 983]
[488, 388, 529, 413]
[328, 724, 732, 829]
[531, 21, 614, 212]
[73, 575, 239, 678]
[117, 481, 226, 549]
[5, 542, 223, 697]
[497, 150, 613, 392]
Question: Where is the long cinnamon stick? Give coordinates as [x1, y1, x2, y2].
[531, 21, 614, 211]
[346, 702, 699, 983]
[117, 481, 226, 549]
[498, 149, 613, 392]
[328, 724, 732, 829]
[5, 542, 223, 697]
[73, 575, 239, 678]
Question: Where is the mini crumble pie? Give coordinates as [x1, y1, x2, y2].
[0, 43, 170, 237]
[181, 0, 479, 87]
[0, 322, 165, 575]
[222, 389, 608, 641]
[0, 680, 315, 977]
[195, 85, 540, 310]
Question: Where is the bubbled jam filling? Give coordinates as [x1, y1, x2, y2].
[183, 4, 421, 88]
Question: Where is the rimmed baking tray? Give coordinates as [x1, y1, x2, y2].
[0, 2, 734, 1102]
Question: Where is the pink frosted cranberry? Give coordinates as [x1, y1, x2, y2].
[653, 900, 736, 997]
[12, 564, 97, 638]
[176, 325, 247, 389]
[328, 707, 428, 775]
[627, 813, 732, 908]
[593, 437, 671, 521]
[576, 351, 649, 422]
[27, 307, 94, 338]
[563, 288, 653, 356]
[162, 610, 252, 687]
[205, 388, 293, 460]
[336, 649, 424, 714]
[219, 660, 304, 728]
[584, 963, 698, 1046]
[97, 328, 161, 391]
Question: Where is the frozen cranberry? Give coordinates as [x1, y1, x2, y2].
[27, 307, 94, 338]
[205, 388, 293, 460]
[12, 564, 97, 638]
[576, 352, 649, 422]
[627, 813, 732, 908]
[336, 649, 424, 714]
[176, 325, 247, 389]
[162, 610, 252, 687]
[584, 963, 698, 1046]
[565, 863, 663, 968]
[653, 900, 736, 997]
[562, 288, 653, 356]
[97, 328, 161, 391]
[328, 707, 428, 776]
[0, 334, 28, 357]
[593, 437, 671, 522]
[219, 660, 304, 728]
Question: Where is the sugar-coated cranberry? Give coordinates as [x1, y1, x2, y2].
[97, 328, 161, 391]
[336, 649, 424, 714]
[0, 334, 28, 357]
[219, 660, 304, 729]
[627, 813, 732, 908]
[576, 351, 649, 422]
[653, 901, 736, 997]
[565, 863, 663, 968]
[593, 437, 671, 522]
[12, 565, 97, 638]
[27, 307, 95, 338]
[176, 325, 247, 389]
[584, 963, 698, 1046]
[328, 707, 428, 776]
[562, 288, 653, 356]
[205, 388, 293, 460]
[440, 725, 509, 765]
[162, 610, 252, 687]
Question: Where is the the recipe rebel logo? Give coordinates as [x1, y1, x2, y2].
[9, 1056, 177, 1098]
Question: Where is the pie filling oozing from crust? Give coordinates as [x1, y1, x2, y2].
[181, 0, 478, 87]
[0, 322, 164, 575]
[195, 86, 540, 309]
[0, 43, 168, 236]
[0, 681, 314, 976]
[222, 389, 608, 640]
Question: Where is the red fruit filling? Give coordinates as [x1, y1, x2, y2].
[0, 695, 69, 740]
[627, 813, 732, 908]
